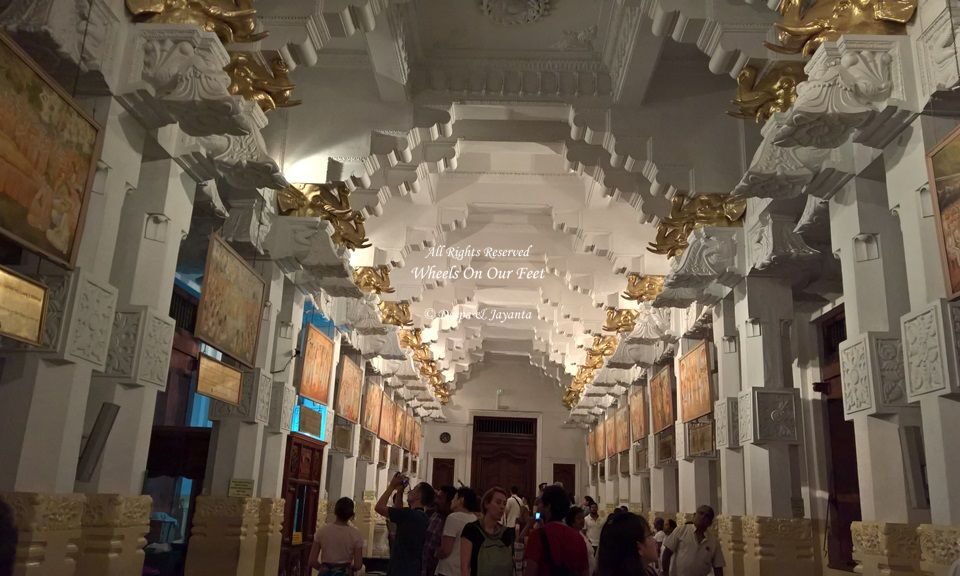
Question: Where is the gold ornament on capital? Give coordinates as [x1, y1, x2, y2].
[353, 265, 395, 295]
[224, 52, 301, 113]
[277, 182, 371, 250]
[622, 274, 664, 302]
[728, 63, 806, 123]
[125, 0, 269, 45]
[377, 301, 413, 327]
[647, 192, 746, 258]
[398, 328, 423, 349]
[765, 0, 917, 58]
[603, 308, 639, 334]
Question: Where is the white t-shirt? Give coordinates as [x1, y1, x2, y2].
[584, 514, 603, 547]
[313, 522, 365, 565]
[436, 511, 476, 576]
[581, 531, 597, 575]
[663, 524, 724, 576]
[503, 494, 522, 528]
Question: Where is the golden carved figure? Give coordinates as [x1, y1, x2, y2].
[378, 301, 413, 327]
[125, 0, 268, 45]
[766, 0, 916, 58]
[622, 274, 665, 302]
[225, 53, 301, 112]
[647, 193, 746, 258]
[590, 334, 619, 358]
[353, 266, 395, 295]
[398, 328, 423, 349]
[412, 343, 433, 364]
[728, 63, 806, 123]
[419, 361, 441, 378]
[603, 308, 639, 334]
[277, 182, 371, 250]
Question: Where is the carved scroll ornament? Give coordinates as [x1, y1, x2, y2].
[648, 193, 746, 259]
[125, 0, 268, 45]
[765, 0, 917, 58]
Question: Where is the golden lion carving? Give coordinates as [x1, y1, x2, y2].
[125, 0, 268, 45]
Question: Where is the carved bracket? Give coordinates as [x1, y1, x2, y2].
[901, 300, 960, 402]
[97, 306, 175, 389]
[714, 396, 740, 449]
[737, 387, 801, 445]
[265, 217, 360, 298]
[839, 332, 908, 419]
[209, 367, 273, 424]
[747, 210, 820, 276]
[267, 382, 296, 433]
[654, 227, 744, 309]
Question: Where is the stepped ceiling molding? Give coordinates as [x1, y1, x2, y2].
[5, 0, 951, 421]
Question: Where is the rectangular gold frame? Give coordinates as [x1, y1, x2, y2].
[196, 353, 243, 406]
[926, 123, 960, 300]
[0, 264, 47, 346]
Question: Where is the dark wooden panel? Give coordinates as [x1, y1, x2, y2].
[553, 463, 576, 497]
[471, 417, 538, 501]
[280, 433, 326, 576]
[432, 458, 455, 489]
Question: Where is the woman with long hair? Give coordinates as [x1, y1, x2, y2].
[460, 487, 516, 576]
[596, 512, 658, 576]
[309, 497, 365, 575]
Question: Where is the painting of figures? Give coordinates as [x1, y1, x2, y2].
[298, 324, 334, 404]
[586, 430, 595, 463]
[679, 341, 713, 422]
[379, 396, 397, 445]
[616, 405, 630, 453]
[396, 408, 408, 449]
[336, 356, 362, 424]
[412, 420, 421, 456]
[595, 421, 606, 462]
[403, 412, 415, 452]
[361, 381, 383, 434]
[195, 235, 266, 367]
[651, 366, 674, 433]
[0, 33, 100, 267]
[927, 125, 960, 299]
[630, 386, 647, 442]
[605, 414, 616, 458]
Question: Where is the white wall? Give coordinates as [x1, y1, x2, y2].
[423, 357, 588, 499]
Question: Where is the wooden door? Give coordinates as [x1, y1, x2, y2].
[471, 417, 537, 502]
[279, 433, 326, 576]
[553, 463, 576, 497]
[432, 458, 455, 489]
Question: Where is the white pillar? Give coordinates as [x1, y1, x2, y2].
[713, 296, 746, 516]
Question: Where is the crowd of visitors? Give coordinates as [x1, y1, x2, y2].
[351, 472, 726, 575]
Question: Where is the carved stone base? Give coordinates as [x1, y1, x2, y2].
[253, 498, 283, 576]
[371, 516, 390, 559]
[76, 494, 151, 576]
[919, 524, 960, 576]
[851, 521, 921, 576]
[742, 516, 815, 576]
[184, 497, 261, 576]
[0, 492, 85, 576]
[716, 515, 746, 576]
[352, 500, 376, 556]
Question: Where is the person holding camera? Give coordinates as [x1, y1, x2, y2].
[375, 472, 436, 576]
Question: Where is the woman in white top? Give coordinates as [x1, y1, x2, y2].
[436, 487, 481, 576]
[309, 497, 366, 575]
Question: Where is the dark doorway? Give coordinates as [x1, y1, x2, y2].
[280, 433, 326, 576]
[553, 463, 576, 498]
[471, 417, 537, 502]
[432, 458, 456, 489]
[817, 308, 861, 572]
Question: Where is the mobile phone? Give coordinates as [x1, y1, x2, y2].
[534, 512, 541, 520]
[401, 477, 409, 486]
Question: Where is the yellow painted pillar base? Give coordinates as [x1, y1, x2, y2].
[1, 492, 85, 576]
[919, 524, 960, 576]
[76, 494, 151, 576]
[675, 512, 695, 526]
[717, 515, 746, 576]
[184, 496, 260, 576]
[742, 516, 815, 576]
[851, 521, 921, 576]
[252, 498, 283, 576]
[353, 500, 375, 556]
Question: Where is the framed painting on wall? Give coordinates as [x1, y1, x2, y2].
[403, 412, 415, 452]
[361, 381, 383, 434]
[412, 420, 421, 456]
[604, 415, 616, 459]
[335, 356, 362, 424]
[195, 234, 266, 368]
[396, 408, 408, 450]
[196, 353, 243, 405]
[298, 324, 334, 404]
[595, 421, 606, 462]
[629, 385, 647, 443]
[650, 366, 674, 434]
[679, 341, 713, 422]
[587, 430, 595, 464]
[927, 124, 960, 299]
[0, 32, 102, 268]
[616, 405, 630, 453]
[0, 265, 47, 345]
[379, 396, 397, 445]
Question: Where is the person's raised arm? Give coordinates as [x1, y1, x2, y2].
[460, 537, 473, 576]
[375, 472, 404, 518]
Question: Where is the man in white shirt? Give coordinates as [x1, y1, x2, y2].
[583, 502, 602, 553]
[662, 505, 724, 576]
[503, 486, 523, 529]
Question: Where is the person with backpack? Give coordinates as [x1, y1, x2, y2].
[460, 487, 516, 576]
[661, 506, 724, 576]
[523, 485, 589, 576]
[503, 486, 523, 529]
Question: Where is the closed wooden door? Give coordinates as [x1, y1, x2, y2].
[432, 458, 456, 489]
[279, 433, 326, 576]
[553, 463, 576, 497]
[471, 417, 537, 501]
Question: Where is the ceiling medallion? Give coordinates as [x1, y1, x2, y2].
[481, 0, 549, 25]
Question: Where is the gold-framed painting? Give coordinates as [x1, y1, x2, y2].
[0, 32, 102, 269]
[195, 234, 266, 367]
[196, 353, 243, 405]
[651, 366, 674, 434]
[403, 412, 415, 452]
[335, 356, 362, 424]
[616, 405, 630, 453]
[412, 420, 422, 456]
[396, 408, 408, 450]
[604, 414, 616, 458]
[0, 265, 47, 345]
[679, 341, 713, 422]
[629, 385, 647, 443]
[586, 430, 594, 463]
[595, 420, 606, 462]
[379, 396, 397, 445]
[927, 124, 960, 300]
[299, 324, 334, 404]
[361, 381, 383, 434]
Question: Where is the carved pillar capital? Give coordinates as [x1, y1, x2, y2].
[96, 306, 175, 389]
[655, 227, 744, 309]
[737, 387, 801, 446]
[839, 332, 908, 419]
[901, 300, 960, 402]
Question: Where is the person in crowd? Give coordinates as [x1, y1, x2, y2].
[580, 496, 596, 510]
[658, 520, 678, 569]
[661, 506, 724, 576]
[565, 506, 596, 576]
[375, 472, 436, 576]
[437, 487, 481, 576]
[504, 486, 523, 530]
[388, 485, 406, 555]
[665, 520, 677, 535]
[596, 512, 658, 576]
[584, 502, 602, 555]
[524, 485, 589, 576]
[460, 487, 516, 576]
[652, 518, 666, 557]
[423, 486, 457, 576]
[309, 497, 365, 576]
[618, 506, 629, 514]
[514, 505, 534, 576]
[0, 498, 16, 576]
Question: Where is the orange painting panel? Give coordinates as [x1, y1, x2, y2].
[596, 420, 606, 462]
[403, 413, 415, 452]
[927, 124, 960, 300]
[335, 356, 362, 424]
[679, 341, 712, 422]
[604, 415, 616, 458]
[616, 405, 630, 453]
[361, 381, 383, 434]
[379, 396, 396, 445]
[396, 408, 408, 449]
[299, 325, 334, 404]
[630, 386, 647, 442]
[651, 366, 674, 434]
